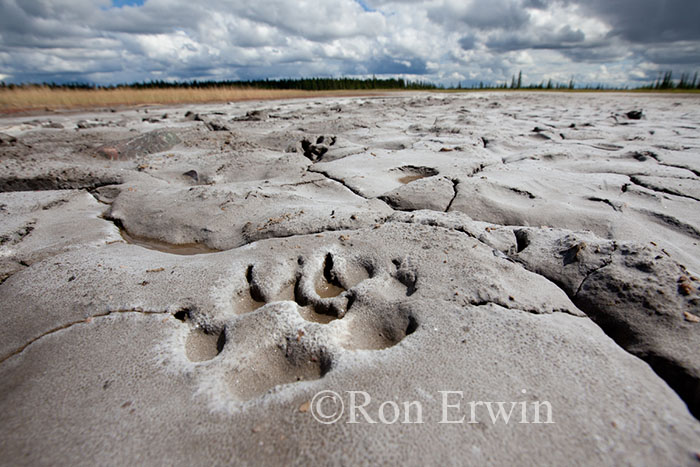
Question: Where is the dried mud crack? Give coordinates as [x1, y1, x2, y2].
[0, 309, 171, 364]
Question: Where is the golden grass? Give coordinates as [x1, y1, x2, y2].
[5, 85, 695, 112]
[0, 86, 390, 112]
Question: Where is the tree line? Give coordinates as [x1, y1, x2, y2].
[1, 71, 697, 91]
[0, 77, 437, 91]
[642, 71, 700, 90]
[458, 70, 576, 90]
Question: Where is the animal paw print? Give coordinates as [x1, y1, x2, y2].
[174, 249, 419, 402]
[299, 135, 337, 161]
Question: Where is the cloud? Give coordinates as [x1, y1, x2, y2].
[485, 25, 586, 51]
[523, 0, 547, 9]
[574, 0, 700, 44]
[428, 0, 531, 30]
[0, 0, 698, 87]
[367, 57, 428, 75]
[640, 42, 700, 66]
[458, 35, 476, 50]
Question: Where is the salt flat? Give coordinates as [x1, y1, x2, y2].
[1, 92, 699, 465]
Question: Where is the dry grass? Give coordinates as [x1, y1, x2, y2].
[8, 85, 691, 112]
[0, 86, 389, 112]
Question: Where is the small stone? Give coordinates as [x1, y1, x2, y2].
[684, 312, 700, 323]
[99, 147, 120, 160]
[678, 276, 694, 296]
[0, 133, 19, 146]
[96, 129, 181, 160]
[298, 401, 311, 413]
[204, 119, 229, 131]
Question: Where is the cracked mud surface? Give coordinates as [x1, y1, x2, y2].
[1, 92, 700, 466]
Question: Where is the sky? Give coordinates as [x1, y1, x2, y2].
[0, 0, 698, 87]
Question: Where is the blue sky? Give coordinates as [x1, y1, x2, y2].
[354, 0, 375, 12]
[0, 0, 698, 87]
[111, 0, 145, 6]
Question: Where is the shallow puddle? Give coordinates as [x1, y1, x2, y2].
[393, 165, 439, 185]
[317, 253, 347, 298]
[398, 174, 427, 184]
[316, 279, 345, 299]
[233, 290, 266, 314]
[120, 229, 219, 255]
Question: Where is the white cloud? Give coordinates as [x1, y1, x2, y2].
[0, 0, 697, 86]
